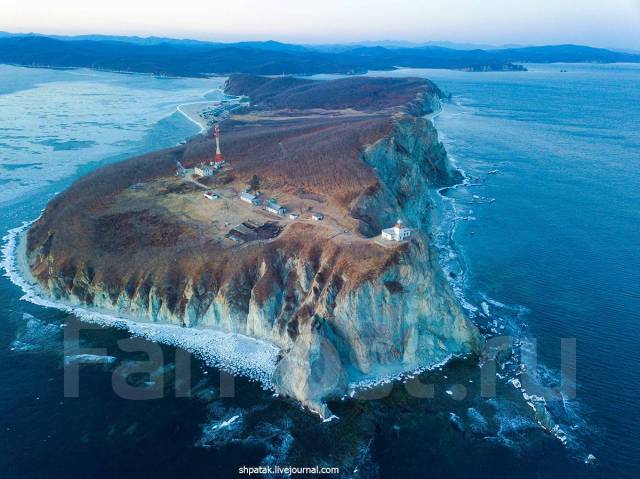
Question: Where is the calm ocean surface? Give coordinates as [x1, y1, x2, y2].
[0, 64, 638, 478]
[405, 63, 640, 478]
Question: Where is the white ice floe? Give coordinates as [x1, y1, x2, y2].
[508, 378, 522, 389]
[448, 412, 465, 432]
[2, 220, 280, 389]
[64, 354, 117, 365]
[196, 409, 245, 448]
[484, 297, 507, 308]
[322, 414, 339, 423]
[433, 112, 588, 453]
[215, 415, 240, 430]
[347, 354, 455, 392]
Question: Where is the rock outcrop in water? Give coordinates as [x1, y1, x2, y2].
[25, 74, 481, 417]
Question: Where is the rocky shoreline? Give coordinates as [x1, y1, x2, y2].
[22, 74, 482, 417]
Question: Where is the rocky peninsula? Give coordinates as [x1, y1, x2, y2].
[24, 74, 481, 417]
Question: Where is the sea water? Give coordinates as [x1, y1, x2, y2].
[380, 63, 640, 477]
[1, 63, 638, 478]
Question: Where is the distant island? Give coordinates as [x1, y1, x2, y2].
[1, 32, 639, 77]
[21, 74, 482, 417]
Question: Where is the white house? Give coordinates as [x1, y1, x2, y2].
[240, 191, 260, 205]
[381, 220, 411, 241]
[194, 162, 215, 177]
[311, 213, 324, 221]
[203, 190, 219, 200]
[265, 199, 286, 216]
[288, 213, 299, 220]
[267, 205, 286, 216]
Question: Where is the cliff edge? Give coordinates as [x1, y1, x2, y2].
[26, 74, 481, 417]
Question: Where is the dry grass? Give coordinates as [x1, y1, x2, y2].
[225, 74, 436, 113]
[26, 74, 428, 316]
[181, 113, 391, 213]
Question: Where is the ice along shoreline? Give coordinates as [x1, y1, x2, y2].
[1, 220, 281, 388]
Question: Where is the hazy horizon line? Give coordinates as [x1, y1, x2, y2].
[1, 29, 637, 52]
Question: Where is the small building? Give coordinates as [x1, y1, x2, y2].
[265, 198, 286, 216]
[240, 191, 260, 205]
[381, 220, 411, 242]
[288, 213, 299, 220]
[203, 190, 219, 200]
[311, 213, 324, 221]
[194, 162, 215, 177]
[226, 223, 258, 243]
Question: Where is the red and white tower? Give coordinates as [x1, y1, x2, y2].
[214, 124, 224, 166]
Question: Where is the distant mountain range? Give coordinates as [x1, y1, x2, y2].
[0, 32, 510, 50]
[0, 32, 638, 77]
[309, 40, 528, 52]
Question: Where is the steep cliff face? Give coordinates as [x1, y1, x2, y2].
[350, 113, 461, 237]
[25, 76, 481, 417]
[273, 237, 480, 417]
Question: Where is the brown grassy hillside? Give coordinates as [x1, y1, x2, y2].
[181, 113, 391, 209]
[224, 74, 443, 112]
[26, 75, 436, 316]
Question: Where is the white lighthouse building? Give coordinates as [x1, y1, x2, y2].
[382, 220, 411, 242]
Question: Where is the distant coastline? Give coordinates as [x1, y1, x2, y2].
[3, 35, 638, 78]
[176, 101, 220, 134]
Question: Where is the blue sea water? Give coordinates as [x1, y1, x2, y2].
[0, 63, 638, 478]
[394, 63, 640, 477]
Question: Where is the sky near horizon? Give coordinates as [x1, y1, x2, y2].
[3, 0, 640, 49]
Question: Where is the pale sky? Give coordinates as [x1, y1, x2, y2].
[3, 0, 640, 49]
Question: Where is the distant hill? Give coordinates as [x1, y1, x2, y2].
[309, 40, 526, 52]
[0, 34, 637, 77]
[490, 44, 640, 63]
[224, 74, 443, 111]
[0, 32, 310, 51]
